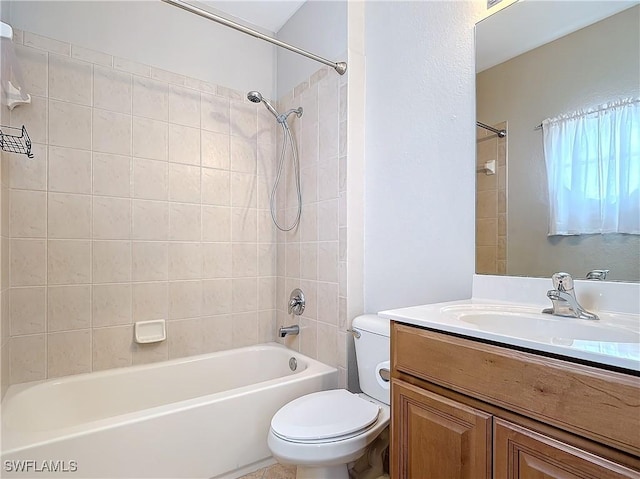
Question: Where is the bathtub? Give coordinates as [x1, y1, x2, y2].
[1, 343, 337, 478]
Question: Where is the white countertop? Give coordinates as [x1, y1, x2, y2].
[380, 297, 640, 372]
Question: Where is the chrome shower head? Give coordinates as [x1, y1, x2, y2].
[247, 91, 263, 103]
[246, 90, 280, 120]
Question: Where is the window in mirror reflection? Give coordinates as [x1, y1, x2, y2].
[543, 98, 640, 236]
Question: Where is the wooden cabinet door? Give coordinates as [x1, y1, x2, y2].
[494, 418, 640, 479]
[391, 379, 492, 479]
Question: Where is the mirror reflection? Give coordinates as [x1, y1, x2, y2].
[475, 2, 640, 282]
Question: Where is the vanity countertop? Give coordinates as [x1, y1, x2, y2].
[379, 298, 640, 373]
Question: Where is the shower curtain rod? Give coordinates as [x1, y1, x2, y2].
[161, 0, 347, 75]
[476, 121, 506, 138]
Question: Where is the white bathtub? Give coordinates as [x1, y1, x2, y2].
[1, 343, 337, 478]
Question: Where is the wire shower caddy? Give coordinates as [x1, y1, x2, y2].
[0, 124, 33, 158]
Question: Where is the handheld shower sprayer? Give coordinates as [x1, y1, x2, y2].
[246, 90, 303, 232]
[247, 91, 302, 124]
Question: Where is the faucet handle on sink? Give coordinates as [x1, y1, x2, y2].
[551, 272, 574, 293]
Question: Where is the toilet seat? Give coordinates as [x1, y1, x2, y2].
[270, 390, 380, 443]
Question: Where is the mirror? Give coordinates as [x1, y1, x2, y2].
[475, 1, 640, 282]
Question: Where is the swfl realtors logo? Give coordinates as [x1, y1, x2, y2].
[3, 460, 78, 473]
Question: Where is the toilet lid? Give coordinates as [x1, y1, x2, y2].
[271, 390, 380, 442]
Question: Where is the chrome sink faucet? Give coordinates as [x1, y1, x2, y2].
[542, 272, 599, 320]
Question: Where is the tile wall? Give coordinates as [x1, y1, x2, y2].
[4, 30, 281, 384]
[3, 30, 348, 389]
[476, 121, 507, 275]
[274, 67, 349, 387]
[1, 85, 10, 397]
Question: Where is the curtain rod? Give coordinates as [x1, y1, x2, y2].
[160, 0, 347, 75]
[477, 121, 506, 138]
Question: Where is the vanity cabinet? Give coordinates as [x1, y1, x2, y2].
[391, 322, 640, 479]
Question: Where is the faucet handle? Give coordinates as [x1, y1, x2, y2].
[551, 272, 574, 292]
[586, 269, 609, 281]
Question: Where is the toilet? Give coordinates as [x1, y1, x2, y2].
[268, 315, 391, 479]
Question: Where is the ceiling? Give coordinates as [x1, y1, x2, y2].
[202, 1, 306, 33]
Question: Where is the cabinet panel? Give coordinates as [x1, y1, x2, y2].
[392, 379, 492, 479]
[494, 419, 640, 479]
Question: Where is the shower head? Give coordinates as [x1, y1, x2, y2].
[247, 91, 263, 103]
[246, 90, 280, 120]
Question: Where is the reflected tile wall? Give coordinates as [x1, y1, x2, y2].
[5, 30, 278, 384]
[476, 121, 507, 275]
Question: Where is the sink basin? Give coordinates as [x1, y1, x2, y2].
[442, 306, 638, 344]
[379, 301, 640, 372]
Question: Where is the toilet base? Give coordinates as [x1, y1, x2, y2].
[296, 464, 349, 479]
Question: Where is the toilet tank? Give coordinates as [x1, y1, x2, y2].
[352, 314, 390, 405]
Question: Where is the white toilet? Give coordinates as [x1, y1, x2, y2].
[268, 315, 391, 479]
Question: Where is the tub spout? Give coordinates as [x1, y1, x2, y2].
[279, 325, 299, 338]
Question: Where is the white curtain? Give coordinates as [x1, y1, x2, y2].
[542, 98, 640, 236]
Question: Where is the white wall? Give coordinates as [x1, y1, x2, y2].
[363, 1, 484, 313]
[7, 0, 276, 97]
[276, 0, 347, 97]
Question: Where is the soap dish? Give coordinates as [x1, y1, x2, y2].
[134, 319, 166, 344]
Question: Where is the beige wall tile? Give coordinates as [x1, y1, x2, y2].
[168, 318, 202, 358]
[93, 197, 131, 240]
[231, 312, 257, 348]
[476, 246, 497, 275]
[201, 314, 232, 352]
[133, 242, 168, 282]
[47, 285, 91, 331]
[258, 244, 276, 277]
[47, 329, 91, 377]
[317, 241, 338, 282]
[15, 45, 48, 97]
[93, 325, 133, 371]
[10, 190, 47, 238]
[202, 243, 232, 279]
[12, 96, 48, 144]
[168, 243, 202, 280]
[230, 137, 257, 174]
[232, 243, 257, 278]
[169, 163, 201, 203]
[48, 193, 91, 239]
[133, 116, 167, 161]
[316, 322, 337, 367]
[92, 109, 132, 156]
[258, 277, 275, 310]
[133, 158, 168, 200]
[317, 282, 338, 325]
[202, 279, 232, 315]
[92, 241, 131, 283]
[11, 239, 46, 286]
[114, 57, 150, 77]
[476, 190, 498, 219]
[201, 168, 230, 206]
[132, 340, 168, 365]
[133, 282, 168, 321]
[299, 317, 317, 358]
[93, 66, 131, 114]
[48, 240, 90, 284]
[48, 146, 92, 194]
[476, 218, 498, 247]
[72, 45, 112, 67]
[201, 130, 230, 170]
[132, 200, 169, 240]
[201, 93, 229, 134]
[24, 32, 70, 55]
[231, 207, 257, 242]
[168, 124, 200, 166]
[92, 284, 132, 327]
[133, 77, 168, 121]
[92, 153, 131, 198]
[49, 99, 90, 149]
[8, 143, 47, 191]
[10, 334, 46, 383]
[49, 54, 92, 106]
[317, 157, 339, 201]
[318, 200, 339, 241]
[169, 203, 201, 241]
[231, 173, 256, 208]
[231, 278, 257, 313]
[169, 280, 202, 319]
[230, 101, 257, 140]
[151, 67, 184, 86]
[10, 287, 46, 335]
[169, 85, 200, 128]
